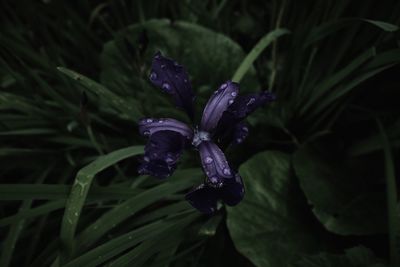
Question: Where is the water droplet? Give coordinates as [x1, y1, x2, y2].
[149, 72, 157, 81]
[162, 82, 171, 92]
[247, 98, 256, 105]
[158, 119, 164, 123]
[236, 138, 242, 143]
[166, 157, 174, 163]
[223, 168, 231, 176]
[204, 156, 213, 164]
[144, 156, 150, 162]
[231, 91, 237, 97]
[184, 79, 188, 83]
[143, 130, 150, 136]
[210, 176, 218, 183]
[242, 126, 248, 132]
[146, 118, 153, 123]
[161, 64, 166, 69]
[228, 99, 234, 105]
[220, 83, 228, 90]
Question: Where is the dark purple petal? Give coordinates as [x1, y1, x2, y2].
[185, 184, 219, 214]
[198, 141, 234, 187]
[185, 173, 245, 213]
[200, 81, 239, 132]
[213, 91, 275, 147]
[221, 173, 245, 206]
[227, 91, 275, 120]
[138, 130, 186, 178]
[139, 118, 193, 140]
[231, 122, 249, 145]
[149, 52, 194, 119]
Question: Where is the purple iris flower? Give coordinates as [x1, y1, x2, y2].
[138, 52, 275, 213]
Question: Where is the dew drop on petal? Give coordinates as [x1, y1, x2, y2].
[223, 168, 231, 176]
[231, 91, 237, 97]
[236, 138, 242, 143]
[161, 64, 166, 69]
[220, 83, 228, 90]
[204, 156, 213, 164]
[146, 118, 153, 123]
[158, 119, 164, 123]
[162, 82, 171, 92]
[144, 156, 150, 162]
[228, 99, 234, 105]
[210, 176, 218, 183]
[149, 72, 157, 81]
[247, 98, 256, 105]
[165, 157, 174, 163]
[242, 126, 248, 132]
[143, 130, 150, 136]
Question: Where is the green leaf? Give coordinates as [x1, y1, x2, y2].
[231, 28, 290, 83]
[100, 19, 260, 108]
[227, 151, 317, 267]
[57, 67, 143, 121]
[293, 246, 387, 267]
[59, 145, 144, 260]
[293, 137, 387, 235]
[363, 19, 399, 32]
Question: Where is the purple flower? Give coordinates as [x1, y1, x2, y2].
[138, 52, 275, 213]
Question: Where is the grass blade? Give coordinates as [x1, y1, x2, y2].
[59, 145, 144, 260]
[232, 28, 290, 83]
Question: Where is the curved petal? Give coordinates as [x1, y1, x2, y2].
[138, 130, 186, 178]
[232, 122, 249, 145]
[221, 173, 245, 206]
[149, 52, 194, 119]
[198, 141, 234, 187]
[185, 173, 245, 213]
[139, 118, 193, 140]
[185, 184, 218, 214]
[213, 91, 275, 147]
[227, 90, 275, 120]
[200, 81, 239, 132]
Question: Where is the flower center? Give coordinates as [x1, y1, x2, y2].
[192, 129, 211, 147]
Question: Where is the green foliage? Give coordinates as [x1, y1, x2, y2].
[1, 0, 400, 266]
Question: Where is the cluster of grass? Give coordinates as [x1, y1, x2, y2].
[1, 0, 399, 266]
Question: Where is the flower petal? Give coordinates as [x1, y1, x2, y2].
[213, 91, 274, 147]
[198, 141, 234, 187]
[221, 173, 245, 206]
[232, 122, 249, 145]
[200, 81, 239, 132]
[185, 184, 219, 214]
[149, 52, 194, 119]
[139, 118, 193, 140]
[227, 91, 275, 120]
[138, 130, 186, 178]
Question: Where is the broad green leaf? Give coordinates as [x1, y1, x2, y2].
[293, 137, 387, 235]
[227, 151, 317, 267]
[293, 246, 387, 267]
[100, 19, 260, 116]
[59, 145, 144, 260]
